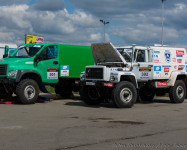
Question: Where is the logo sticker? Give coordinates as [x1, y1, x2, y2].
[154, 66, 161, 71]
[61, 65, 69, 76]
[164, 68, 170, 72]
[176, 50, 184, 55]
[165, 50, 171, 63]
[157, 81, 167, 87]
[177, 59, 182, 63]
[172, 58, 176, 62]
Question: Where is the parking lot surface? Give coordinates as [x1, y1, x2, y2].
[0, 95, 187, 150]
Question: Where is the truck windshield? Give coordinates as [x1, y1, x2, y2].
[117, 48, 132, 62]
[9, 45, 43, 58]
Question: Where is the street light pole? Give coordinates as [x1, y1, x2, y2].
[100, 19, 109, 42]
[161, 0, 166, 46]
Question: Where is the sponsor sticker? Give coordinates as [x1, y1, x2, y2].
[176, 55, 183, 57]
[164, 68, 170, 72]
[177, 59, 182, 63]
[176, 50, 184, 55]
[157, 81, 167, 87]
[154, 59, 160, 63]
[162, 65, 171, 67]
[61, 65, 69, 76]
[172, 58, 176, 62]
[154, 51, 160, 54]
[165, 50, 171, 63]
[154, 66, 161, 71]
[110, 68, 118, 71]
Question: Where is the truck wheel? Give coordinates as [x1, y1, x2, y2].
[139, 86, 155, 102]
[16, 79, 39, 104]
[112, 81, 137, 108]
[80, 86, 102, 105]
[169, 80, 186, 103]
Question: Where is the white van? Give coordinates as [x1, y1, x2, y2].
[0, 43, 17, 58]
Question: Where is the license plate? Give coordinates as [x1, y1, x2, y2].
[86, 82, 95, 86]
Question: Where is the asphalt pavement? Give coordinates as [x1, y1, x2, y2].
[0, 95, 187, 150]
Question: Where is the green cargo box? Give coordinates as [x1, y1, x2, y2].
[59, 44, 94, 78]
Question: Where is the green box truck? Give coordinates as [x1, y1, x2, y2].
[0, 43, 94, 104]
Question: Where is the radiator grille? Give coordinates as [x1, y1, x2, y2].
[0, 65, 7, 75]
[86, 68, 103, 79]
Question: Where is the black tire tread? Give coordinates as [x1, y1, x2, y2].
[16, 79, 39, 104]
[112, 81, 137, 108]
[169, 80, 186, 103]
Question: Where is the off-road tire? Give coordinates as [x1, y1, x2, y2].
[169, 80, 186, 103]
[139, 86, 155, 102]
[16, 79, 39, 104]
[112, 81, 137, 108]
[80, 86, 102, 105]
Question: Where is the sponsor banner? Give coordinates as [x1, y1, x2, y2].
[36, 37, 44, 43]
[25, 34, 44, 44]
[25, 35, 37, 44]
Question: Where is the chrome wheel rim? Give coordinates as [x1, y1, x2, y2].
[120, 88, 132, 103]
[176, 85, 184, 99]
[24, 85, 35, 100]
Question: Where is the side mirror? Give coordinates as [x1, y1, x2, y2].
[34, 55, 40, 63]
[3, 45, 9, 58]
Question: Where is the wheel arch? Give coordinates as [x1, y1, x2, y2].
[168, 72, 187, 86]
[120, 75, 138, 88]
[16, 70, 42, 85]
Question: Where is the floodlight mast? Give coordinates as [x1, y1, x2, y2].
[161, 0, 166, 46]
[100, 19, 110, 42]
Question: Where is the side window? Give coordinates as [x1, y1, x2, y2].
[40, 45, 58, 60]
[136, 50, 145, 62]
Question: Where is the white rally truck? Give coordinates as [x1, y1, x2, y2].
[80, 43, 187, 108]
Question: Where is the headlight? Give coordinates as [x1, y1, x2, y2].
[80, 72, 86, 81]
[110, 76, 115, 81]
[8, 70, 18, 77]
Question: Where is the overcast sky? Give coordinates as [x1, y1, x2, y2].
[0, 0, 187, 48]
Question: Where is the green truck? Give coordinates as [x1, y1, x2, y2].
[0, 43, 94, 104]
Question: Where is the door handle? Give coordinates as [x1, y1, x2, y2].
[53, 61, 58, 64]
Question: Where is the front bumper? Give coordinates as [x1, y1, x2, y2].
[81, 80, 114, 88]
[0, 78, 16, 85]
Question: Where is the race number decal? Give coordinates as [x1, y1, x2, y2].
[139, 67, 151, 79]
[47, 68, 58, 79]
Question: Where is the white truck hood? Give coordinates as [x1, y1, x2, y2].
[91, 43, 127, 65]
